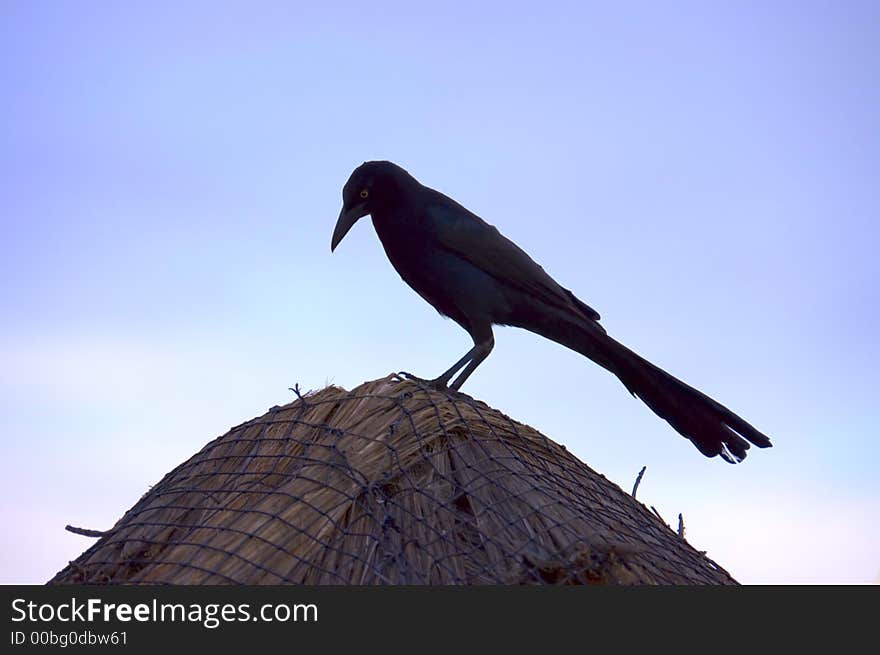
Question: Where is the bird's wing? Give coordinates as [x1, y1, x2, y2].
[425, 195, 601, 322]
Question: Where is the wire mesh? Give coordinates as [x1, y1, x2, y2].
[49, 373, 736, 585]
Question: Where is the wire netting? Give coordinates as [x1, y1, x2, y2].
[49, 374, 736, 585]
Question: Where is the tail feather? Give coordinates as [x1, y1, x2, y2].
[596, 331, 772, 463]
[535, 318, 772, 463]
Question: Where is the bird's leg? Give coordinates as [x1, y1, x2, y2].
[427, 348, 477, 389]
[449, 335, 494, 390]
[427, 326, 495, 391]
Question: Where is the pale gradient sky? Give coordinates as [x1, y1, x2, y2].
[2, 1, 878, 584]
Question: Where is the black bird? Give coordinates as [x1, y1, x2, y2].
[331, 161, 772, 463]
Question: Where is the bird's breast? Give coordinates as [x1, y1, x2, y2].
[372, 215, 442, 290]
[370, 212, 513, 327]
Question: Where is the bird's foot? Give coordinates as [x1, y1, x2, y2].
[425, 377, 453, 392]
[398, 371, 452, 392]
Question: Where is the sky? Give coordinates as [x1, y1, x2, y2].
[1, 1, 877, 584]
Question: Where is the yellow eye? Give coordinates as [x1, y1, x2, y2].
[360, 189, 369, 199]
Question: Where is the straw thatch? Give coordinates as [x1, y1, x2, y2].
[49, 374, 736, 585]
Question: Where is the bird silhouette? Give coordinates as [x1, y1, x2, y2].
[331, 161, 772, 463]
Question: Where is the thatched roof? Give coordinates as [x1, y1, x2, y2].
[50, 374, 736, 585]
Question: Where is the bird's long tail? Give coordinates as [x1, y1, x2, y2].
[542, 319, 772, 462]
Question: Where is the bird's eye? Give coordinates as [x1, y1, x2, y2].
[360, 189, 369, 199]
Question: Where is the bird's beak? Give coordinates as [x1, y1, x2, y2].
[331, 204, 369, 252]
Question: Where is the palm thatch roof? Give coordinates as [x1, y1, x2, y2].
[49, 374, 736, 585]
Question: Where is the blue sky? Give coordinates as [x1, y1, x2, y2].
[1, 1, 878, 583]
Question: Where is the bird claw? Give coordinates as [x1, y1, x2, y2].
[425, 378, 453, 392]
[398, 371, 452, 392]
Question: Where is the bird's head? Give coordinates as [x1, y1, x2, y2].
[331, 160, 414, 251]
